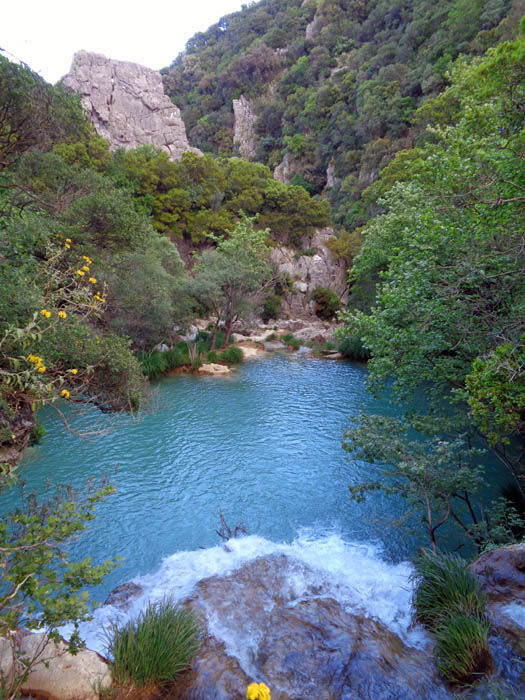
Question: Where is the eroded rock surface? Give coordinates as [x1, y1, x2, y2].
[62, 51, 199, 160]
[233, 95, 257, 159]
[177, 554, 450, 700]
[0, 633, 111, 700]
[271, 228, 348, 318]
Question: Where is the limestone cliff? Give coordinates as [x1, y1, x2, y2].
[62, 51, 199, 160]
[270, 228, 348, 318]
[232, 95, 257, 159]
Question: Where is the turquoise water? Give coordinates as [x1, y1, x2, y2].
[7, 354, 415, 600]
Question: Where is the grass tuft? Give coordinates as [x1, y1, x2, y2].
[105, 598, 202, 687]
[435, 614, 492, 685]
[410, 552, 491, 685]
[411, 552, 487, 629]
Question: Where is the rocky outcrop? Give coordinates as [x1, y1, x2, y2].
[271, 228, 348, 318]
[0, 399, 35, 468]
[233, 95, 257, 159]
[470, 543, 525, 658]
[0, 633, 111, 700]
[176, 554, 450, 700]
[196, 363, 232, 376]
[273, 152, 301, 185]
[62, 51, 199, 160]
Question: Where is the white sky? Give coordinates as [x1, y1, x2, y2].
[3, 0, 247, 84]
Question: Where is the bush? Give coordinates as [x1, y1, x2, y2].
[138, 345, 189, 380]
[280, 333, 301, 351]
[260, 295, 283, 323]
[337, 334, 371, 361]
[218, 346, 244, 364]
[105, 598, 202, 687]
[310, 286, 340, 320]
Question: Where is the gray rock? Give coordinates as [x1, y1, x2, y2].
[62, 51, 200, 160]
[270, 228, 348, 319]
[232, 95, 257, 158]
[0, 633, 111, 700]
[104, 581, 144, 610]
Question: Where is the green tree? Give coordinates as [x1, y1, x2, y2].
[189, 215, 273, 347]
[339, 34, 525, 550]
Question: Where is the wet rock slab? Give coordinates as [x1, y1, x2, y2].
[175, 554, 451, 700]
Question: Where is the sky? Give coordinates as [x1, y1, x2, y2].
[3, 0, 247, 84]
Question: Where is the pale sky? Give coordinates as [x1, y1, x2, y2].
[3, 0, 248, 84]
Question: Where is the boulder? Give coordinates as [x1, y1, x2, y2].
[104, 581, 144, 610]
[177, 554, 451, 700]
[196, 363, 232, 376]
[0, 633, 111, 700]
[62, 51, 200, 160]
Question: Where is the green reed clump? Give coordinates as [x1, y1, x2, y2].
[411, 552, 487, 629]
[138, 345, 190, 379]
[434, 615, 492, 684]
[337, 333, 371, 361]
[105, 599, 202, 687]
[411, 552, 491, 685]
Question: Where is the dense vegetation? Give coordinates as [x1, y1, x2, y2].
[341, 27, 525, 552]
[163, 0, 522, 233]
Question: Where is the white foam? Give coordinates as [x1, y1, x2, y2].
[62, 533, 429, 657]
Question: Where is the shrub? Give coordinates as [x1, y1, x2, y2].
[138, 345, 189, 380]
[105, 599, 202, 687]
[411, 553, 487, 630]
[434, 615, 492, 684]
[218, 346, 244, 364]
[261, 295, 283, 323]
[337, 334, 371, 361]
[280, 333, 301, 351]
[310, 286, 340, 320]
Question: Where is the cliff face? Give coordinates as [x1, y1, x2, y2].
[232, 95, 257, 159]
[62, 51, 199, 160]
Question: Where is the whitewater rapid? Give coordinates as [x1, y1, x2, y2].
[61, 532, 429, 657]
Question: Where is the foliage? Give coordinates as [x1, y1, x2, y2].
[410, 553, 491, 684]
[188, 215, 273, 347]
[105, 598, 202, 687]
[162, 0, 517, 230]
[0, 54, 89, 171]
[310, 285, 340, 320]
[0, 483, 117, 700]
[105, 149, 329, 247]
[138, 345, 190, 380]
[280, 333, 301, 351]
[336, 333, 371, 361]
[339, 32, 525, 549]
[217, 346, 244, 364]
[260, 295, 283, 323]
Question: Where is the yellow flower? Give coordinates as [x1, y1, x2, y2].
[58, 311, 67, 319]
[88, 277, 97, 284]
[82, 265, 90, 271]
[82, 255, 92, 264]
[76, 269, 85, 277]
[37, 365, 46, 373]
[40, 309, 51, 318]
[65, 243, 71, 249]
[65, 238, 72, 243]
[69, 368, 78, 375]
[61, 389, 70, 399]
[246, 683, 270, 700]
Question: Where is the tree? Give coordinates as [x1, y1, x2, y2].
[339, 34, 525, 551]
[189, 215, 273, 348]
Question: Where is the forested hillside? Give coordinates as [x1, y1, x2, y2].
[163, 0, 523, 231]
